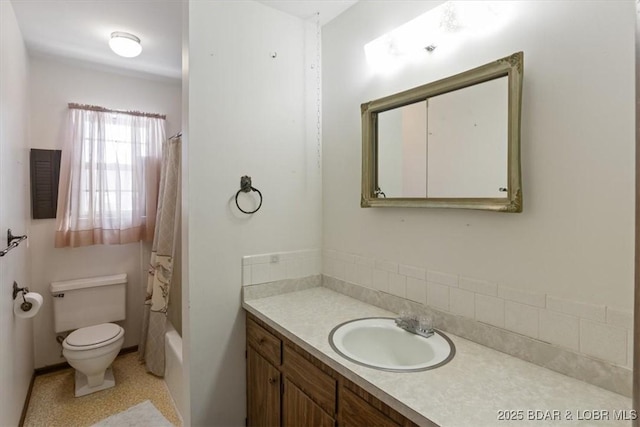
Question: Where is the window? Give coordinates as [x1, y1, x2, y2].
[55, 105, 165, 248]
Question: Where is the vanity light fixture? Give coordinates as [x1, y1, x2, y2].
[364, 1, 512, 73]
[109, 32, 142, 58]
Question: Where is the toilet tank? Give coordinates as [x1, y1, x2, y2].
[50, 274, 127, 333]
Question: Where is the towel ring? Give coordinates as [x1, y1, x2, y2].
[235, 176, 263, 214]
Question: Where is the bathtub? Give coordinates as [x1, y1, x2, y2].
[165, 321, 184, 422]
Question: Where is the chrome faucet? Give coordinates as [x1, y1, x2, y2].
[394, 312, 434, 338]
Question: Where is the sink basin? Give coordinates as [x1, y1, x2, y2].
[329, 317, 455, 372]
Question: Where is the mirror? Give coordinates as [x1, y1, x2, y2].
[361, 52, 523, 212]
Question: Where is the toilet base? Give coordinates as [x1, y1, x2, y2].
[74, 366, 115, 397]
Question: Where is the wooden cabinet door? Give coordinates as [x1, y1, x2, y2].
[340, 387, 400, 427]
[247, 347, 281, 427]
[283, 378, 335, 427]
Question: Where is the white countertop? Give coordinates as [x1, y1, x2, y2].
[243, 287, 632, 427]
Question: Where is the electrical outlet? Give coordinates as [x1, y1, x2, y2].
[270, 254, 280, 264]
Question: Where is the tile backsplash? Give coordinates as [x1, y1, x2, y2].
[323, 249, 634, 370]
[242, 249, 321, 286]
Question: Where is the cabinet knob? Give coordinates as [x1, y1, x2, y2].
[268, 376, 277, 385]
[259, 337, 266, 345]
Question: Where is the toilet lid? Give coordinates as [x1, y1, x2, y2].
[66, 323, 122, 347]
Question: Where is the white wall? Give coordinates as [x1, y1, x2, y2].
[323, 1, 634, 310]
[187, 1, 322, 424]
[28, 56, 181, 368]
[0, 2, 34, 425]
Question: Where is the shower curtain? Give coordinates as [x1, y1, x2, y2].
[139, 135, 181, 376]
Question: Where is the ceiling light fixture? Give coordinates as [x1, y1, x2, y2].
[109, 32, 142, 58]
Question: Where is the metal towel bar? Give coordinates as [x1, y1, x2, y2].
[0, 229, 27, 257]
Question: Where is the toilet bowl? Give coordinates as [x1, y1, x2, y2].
[62, 323, 125, 397]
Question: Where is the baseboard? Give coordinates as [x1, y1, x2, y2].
[33, 345, 139, 376]
[119, 345, 139, 356]
[18, 371, 36, 427]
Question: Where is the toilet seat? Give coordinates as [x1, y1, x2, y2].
[63, 323, 124, 351]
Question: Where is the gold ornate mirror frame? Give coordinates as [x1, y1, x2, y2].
[361, 51, 524, 212]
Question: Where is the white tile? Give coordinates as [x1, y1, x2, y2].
[242, 265, 252, 286]
[606, 307, 633, 330]
[302, 257, 316, 277]
[285, 259, 303, 279]
[333, 260, 347, 281]
[354, 255, 375, 267]
[322, 256, 331, 276]
[375, 259, 398, 273]
[322, 257, 334, 277]
[345, 263, 358, 284]
[250, 253, 272, 264]
[356, 264, 373, 289]
[475, 294, 504, 328]
[399, 264, 426, 280]
[427, 282, 450, 311]
[251, 263, 270, 285]
[333, 250, 355, 264]
[580, 319, 627, 365]
[270, 261, 287, 281]
[388, 273, 407, 298]
[242, 254, 259, 265]
[289, 250, 303, 258]
[373, 269, 389, 293]
[459, 276, 497, 296]
[295, 249, 311, 258]
[406, 277, 426, 304]
[279, 251, 297, 261]
[427, 270, 458, 287]
[288, 250, 312, 260]
[505, 301, 539, 338]
[449, 288, 475, 319]
[325, 257, 346, 280]
[324, 249, 338, 260]
[539, 310, 579, 351]
[299, 257, 313, 277]
[498, 285, 545, 308]
[307, 248, 321, 259]
[311, 256, 322, 276]
[546, 295, 605, 322]
[308, 249, 321, 257]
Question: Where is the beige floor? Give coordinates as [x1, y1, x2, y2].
[23, 352, 182, 427]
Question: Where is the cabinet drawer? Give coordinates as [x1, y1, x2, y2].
[247, 318, 282, 366]
[283, 345, 336, 416]
[340, 386, 400, 427]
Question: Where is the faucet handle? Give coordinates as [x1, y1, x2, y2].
[398, 309, 412, 321]
[418, 314, 434, 333]
[395, 310, 413, 329]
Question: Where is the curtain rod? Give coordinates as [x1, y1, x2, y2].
[68, 103, 166, 120]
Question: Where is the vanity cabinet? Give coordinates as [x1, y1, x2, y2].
[246, 313, 425, 427]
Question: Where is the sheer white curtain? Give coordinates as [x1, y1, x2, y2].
[55, 106, 165, 247]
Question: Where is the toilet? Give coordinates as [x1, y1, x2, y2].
[50, 274, 127, 397]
